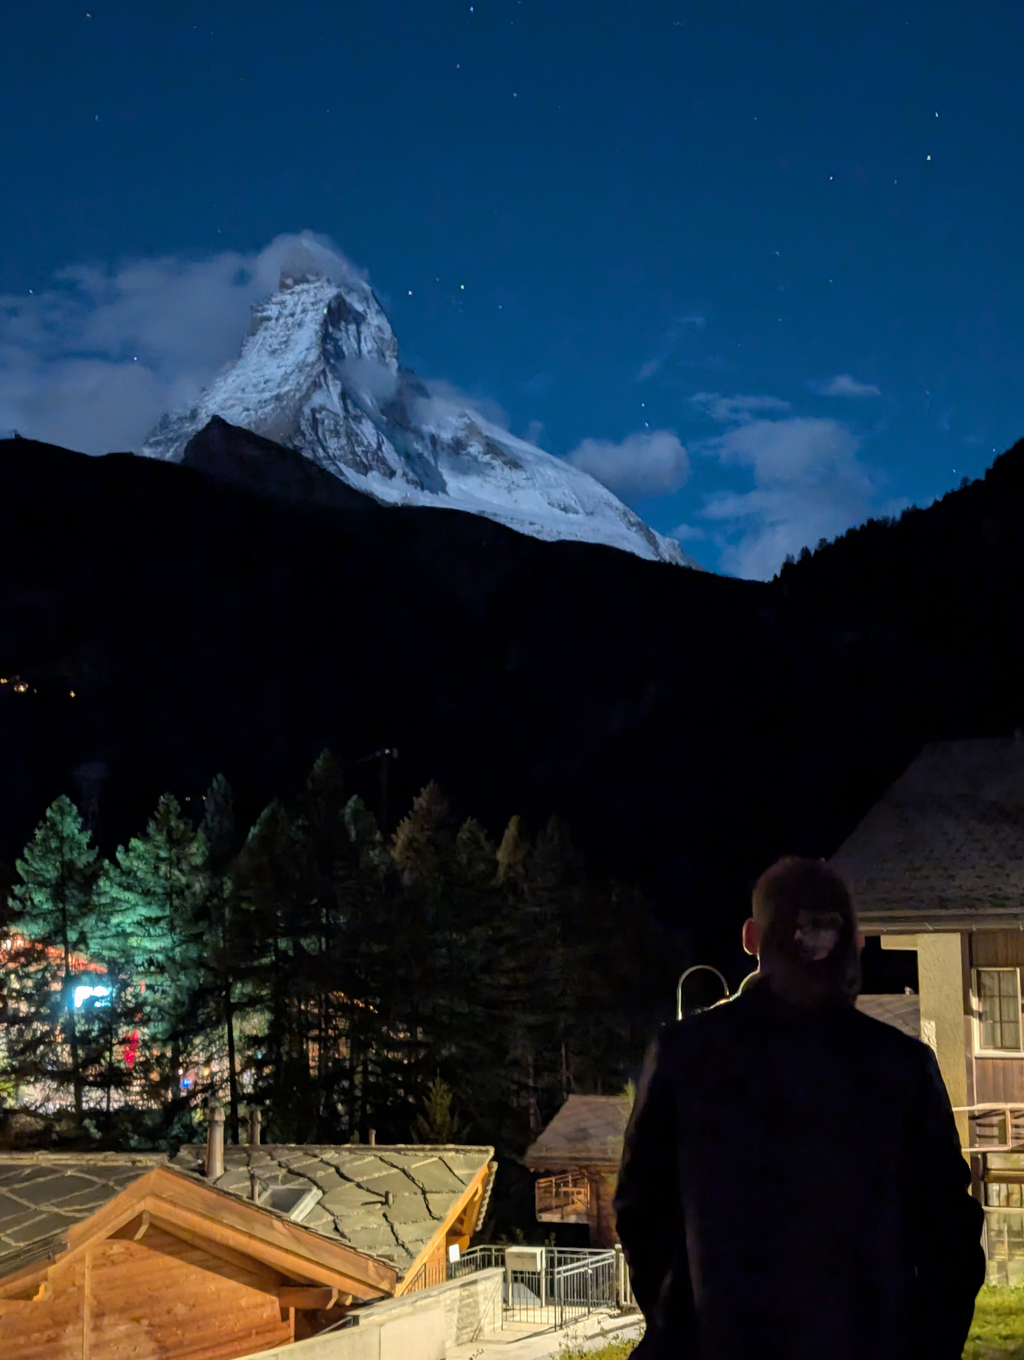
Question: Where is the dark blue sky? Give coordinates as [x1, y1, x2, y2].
[2, 0, 1022, 575]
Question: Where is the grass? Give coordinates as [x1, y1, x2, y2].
[557, 1288, 1024, 1360]
[965, 1287, 1024, 1359]
[559, 1335, 638, 1360]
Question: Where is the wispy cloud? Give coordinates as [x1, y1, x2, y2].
[690, 391, 791, 423]
[566, 429, 690, 496]
[0, 232, 363, 453]
[815, 373, 881, 398]
[693, 411, 879, 580]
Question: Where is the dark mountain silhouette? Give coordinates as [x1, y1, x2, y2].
[2, 419, 1023, 988]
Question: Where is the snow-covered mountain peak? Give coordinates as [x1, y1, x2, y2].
[139, 269, 696, 567]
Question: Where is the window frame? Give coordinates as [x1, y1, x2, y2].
[973, 967, 1024, 1057]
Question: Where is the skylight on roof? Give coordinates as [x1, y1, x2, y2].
[259, 1184, 322, 1222]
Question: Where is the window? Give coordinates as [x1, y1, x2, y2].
[975, 969, 1023, 1053]
[985, 1183, 1024, 1285]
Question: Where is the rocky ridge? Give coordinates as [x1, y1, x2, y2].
[140, 265, 694, 567]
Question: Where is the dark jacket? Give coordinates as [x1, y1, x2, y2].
[615, 976, 985, 1360]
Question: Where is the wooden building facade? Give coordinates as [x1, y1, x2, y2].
[524, 1094, 629, 1247]
[832, 736, 1024, 1284]
[0, 1133, 496, 1360]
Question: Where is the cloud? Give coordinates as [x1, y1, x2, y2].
[696, 413, 877, 580]
[336, 356, 399, 406]
[690, 391, 792, 423]
[668, 521, 708, 543]
[411, 378, 510, 433]
[566, 430, 690, 496]
[816, 374, 881, 398]
[0, 231, 366, 453]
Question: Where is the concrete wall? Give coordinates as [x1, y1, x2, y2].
[236, 1268, 503, 1360]
[882, 933, 970, 1143]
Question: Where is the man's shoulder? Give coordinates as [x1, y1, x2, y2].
[659, 983, 934, 1068]
[846, 1002, 935, 1065]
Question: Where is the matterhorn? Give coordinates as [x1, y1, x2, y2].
[139, 239, 693, 566]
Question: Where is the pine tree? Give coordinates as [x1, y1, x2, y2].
[92, 795, 209, 1123]
[196, 775, 244, 1141]
[3, 797, 102, 1122]
[411, 1075, 464, 1143]
[391, 781, 451, 892]
[229, 799, 312, 1138]
[294, 751, 349, 1135]
[495, 814, 530, 886]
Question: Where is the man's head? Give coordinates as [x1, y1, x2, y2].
[742, 856, 863, 1006]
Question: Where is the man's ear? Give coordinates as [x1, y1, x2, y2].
[856, 931, 866, 953]
[742, 917, 761, 957]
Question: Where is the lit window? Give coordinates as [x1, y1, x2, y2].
[976, 969, 1023, 1052]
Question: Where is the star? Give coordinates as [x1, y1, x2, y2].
[926, 154, 932, 161]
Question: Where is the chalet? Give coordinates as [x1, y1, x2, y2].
[0, 1113, 496, 1359]
[831, 735, 1024, 1284]
[524, 1094, 630, 1247]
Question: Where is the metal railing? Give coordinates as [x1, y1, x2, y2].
[550, 1250, 618, 1329]
[446, 1245, 631, 1329]
[953, 1104, 1024, 1152]
[448, 1244, 505, 1279]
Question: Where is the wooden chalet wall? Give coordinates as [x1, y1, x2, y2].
[969, 931, 1024, 1106]
[0, 1227, 294, 1360]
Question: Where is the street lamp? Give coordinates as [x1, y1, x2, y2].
[676, 964, 730, 1021]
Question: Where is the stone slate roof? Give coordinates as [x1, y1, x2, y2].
[855, 993, 921, 1038]
[168, 1143, 494, 1276]
[0, 1144, 493, 1283]
[831, 737, 1024, 930]
[0, 1152, 165, 1278]
[524, 1095, 630, 1170]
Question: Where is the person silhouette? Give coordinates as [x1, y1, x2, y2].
[615, 855, 984, 1360]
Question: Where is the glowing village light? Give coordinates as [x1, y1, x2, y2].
[73, 983, 112, 1009]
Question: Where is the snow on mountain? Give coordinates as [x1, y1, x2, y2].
[139, 247, 695, 567]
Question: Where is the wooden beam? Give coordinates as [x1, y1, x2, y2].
[394, 1160, 493, 1297]
[82, 1249, 92, 1360]
[137, 1217, 283, 1292]
[277, 1286, 345, 1310]
[111, 1210, 151, 1242]
[150, 1168, 396, 1293]
[144, 1194, 392, 1298]
[0, 1282, 53, 1308]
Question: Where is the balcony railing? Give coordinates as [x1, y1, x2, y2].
[953, 1104, 1024, 1153]
[535, 1171, 590, 1223]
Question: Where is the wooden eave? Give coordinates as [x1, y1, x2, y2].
[0, 1165, 397, 1304]
[523, 1154, 619, 1174]
[860, 910, 1024, 934]
[392, 1159, 492, 1297]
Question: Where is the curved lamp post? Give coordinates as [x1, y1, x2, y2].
[676, 964, 730, 1021]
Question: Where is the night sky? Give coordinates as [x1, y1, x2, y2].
[2, 0, 1022, 576]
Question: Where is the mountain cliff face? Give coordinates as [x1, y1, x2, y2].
[140, 268, 694, 567]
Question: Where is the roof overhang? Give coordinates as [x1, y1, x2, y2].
[0, 1165, 397, 1303]
[523, 1155, 620, 1173]
[861, 911, 1024, 934]
[392, 1156, 494, 1297]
